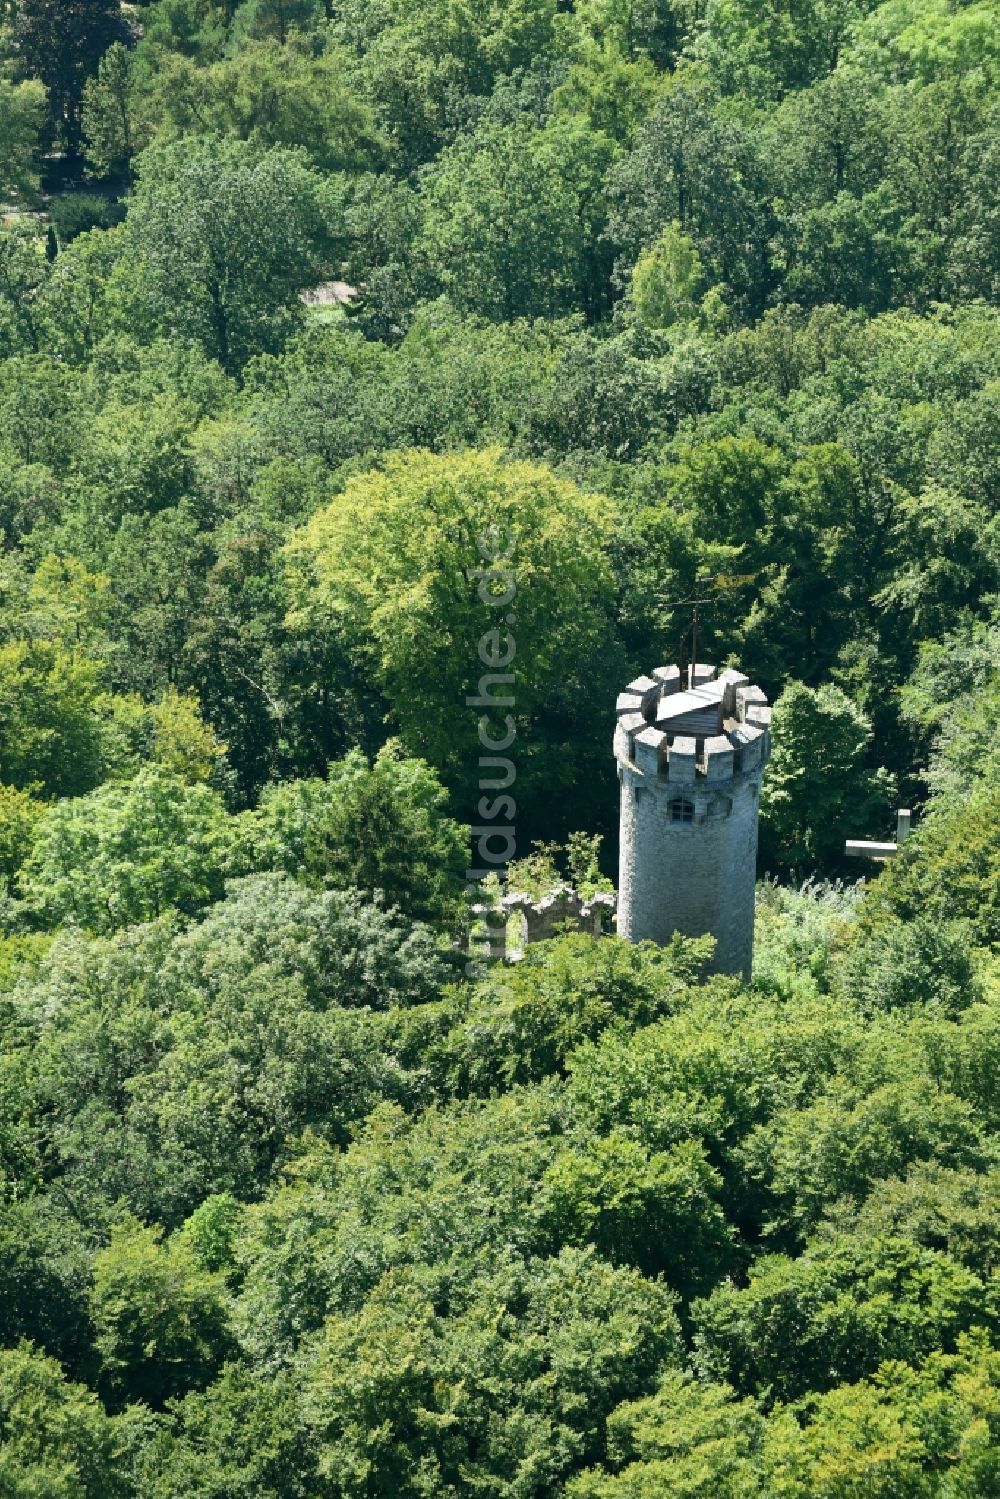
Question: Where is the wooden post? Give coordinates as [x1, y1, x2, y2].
[844, 809, 913, 863]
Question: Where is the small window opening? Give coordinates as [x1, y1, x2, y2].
[668, 798, 694, 824]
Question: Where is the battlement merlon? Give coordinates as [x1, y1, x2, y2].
[614, 662, 770, 780]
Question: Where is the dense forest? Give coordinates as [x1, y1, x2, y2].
[2, 0, 1000, 1493]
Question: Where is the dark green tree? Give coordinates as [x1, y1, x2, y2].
[251, 745, 469, 929]
[418, 118, 615, 321]
[760, 680, 894, 869]
[121, 136, 333, 370]
[13, 0, 127, 154]
[91, 1217, 233, 1408]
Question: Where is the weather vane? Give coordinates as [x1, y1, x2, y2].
[656, 571, 760, 679]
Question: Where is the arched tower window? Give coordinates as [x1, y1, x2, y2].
[668, 797, 694, 824]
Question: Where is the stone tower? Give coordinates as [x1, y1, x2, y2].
[614, 663, 771, 978]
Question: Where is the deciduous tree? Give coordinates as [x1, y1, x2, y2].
[13, 0, 127, 154]
[121, 136, 332, 370]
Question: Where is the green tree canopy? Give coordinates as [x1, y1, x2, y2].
[0, 79, 45, 203]
[629, 219, 708, 329]
[17, 874, 448, 1222]
[418, 118, 615, 320]
[91, 1217, 233, 1409]
[0, 1343, 131, 1499]
[18, 765, 234, 931]
[120, 135, 333, 370]
[250, 744, 469, 928]
[12, 0, 126, 154]
[760, 680, 894, 869]
[284, 447, 622, 832]
[85, 37, 384, 177]
[0, 639, 104, 798]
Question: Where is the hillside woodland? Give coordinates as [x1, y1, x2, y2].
[2, 0, 1000, 1493]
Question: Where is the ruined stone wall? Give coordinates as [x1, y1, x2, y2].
[470, 886, 617, 962]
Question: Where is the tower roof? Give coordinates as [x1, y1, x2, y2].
[654, 682, 725, 737]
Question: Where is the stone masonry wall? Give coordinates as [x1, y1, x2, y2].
[615, 661, 771, 979]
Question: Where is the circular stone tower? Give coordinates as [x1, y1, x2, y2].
[614, 662, 771, 978]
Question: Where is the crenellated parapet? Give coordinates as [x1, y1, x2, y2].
[614, 663, 771, 782]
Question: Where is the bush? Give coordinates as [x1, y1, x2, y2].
[49, 193, 124, 245]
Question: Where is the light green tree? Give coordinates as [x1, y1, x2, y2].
[0, 1343, 131, 1499]
[0, 224, 51, 357]
[565, 1368, 765, 1499]
[90, 39, 384, 177]
[178, 41, 382, 172]
[0, 638, 104, 798]
[0, 783, 44, 881]
[284, 447, 620, 826]
[630, 219, 707, 328]
[553, 42, 661, 144]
